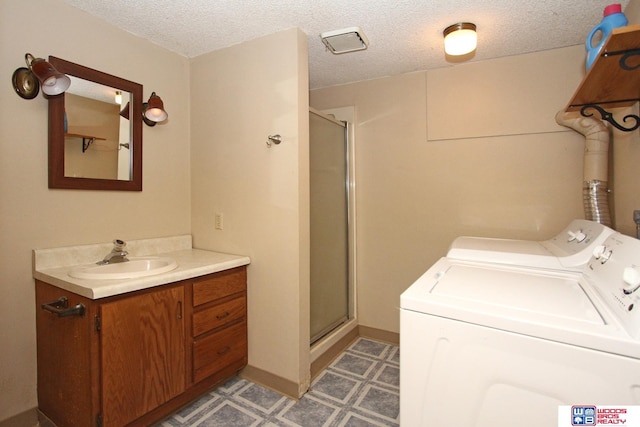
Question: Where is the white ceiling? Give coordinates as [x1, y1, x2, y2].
[60, 0, 629, 89]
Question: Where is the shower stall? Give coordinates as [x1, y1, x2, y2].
[309, 108, 354, 345]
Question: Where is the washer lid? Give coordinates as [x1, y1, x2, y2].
[400, 257, 640, 357]
[430, 262, 603, 325]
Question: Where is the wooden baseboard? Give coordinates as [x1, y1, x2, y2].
[358, 325, 399, 345]
[239, 365, 305, 400]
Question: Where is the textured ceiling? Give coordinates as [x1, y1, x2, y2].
[60, 0, 629, 89]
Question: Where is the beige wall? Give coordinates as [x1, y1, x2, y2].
[190, 29, 311, 396]
[310, 41, 640, 335]
[0, 0, 190, 422]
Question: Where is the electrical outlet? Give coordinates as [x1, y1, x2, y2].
[214, 212, 224, 230]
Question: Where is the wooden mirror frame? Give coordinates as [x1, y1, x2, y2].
[48, 56, 143, 191]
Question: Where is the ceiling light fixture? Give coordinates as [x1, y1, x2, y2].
[320, 27, 369, 54]
[443, 22, 477, 56]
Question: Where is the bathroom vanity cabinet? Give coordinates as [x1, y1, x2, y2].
[36, 266, 247, 427]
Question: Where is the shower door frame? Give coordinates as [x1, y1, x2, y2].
[309, 107, 356, 346]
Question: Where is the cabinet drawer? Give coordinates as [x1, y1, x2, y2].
[193, 321, 247, 383]
[192, 267, 246, 307]
[193, 296, 246, 337]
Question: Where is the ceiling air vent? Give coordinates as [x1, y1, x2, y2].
[320, 27, 369, 54]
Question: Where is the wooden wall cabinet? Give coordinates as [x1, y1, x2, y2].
[36, 266, 247, 427]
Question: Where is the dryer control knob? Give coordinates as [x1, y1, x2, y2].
[568, 230, 587, 242]
[623, 267, 640, 294]
[593, 245, 612, 263]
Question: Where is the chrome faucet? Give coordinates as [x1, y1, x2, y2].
[97, 239, 129, 265]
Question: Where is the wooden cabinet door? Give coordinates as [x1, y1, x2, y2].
[100, 285, 185, 427]
[36, 281, 98, 427]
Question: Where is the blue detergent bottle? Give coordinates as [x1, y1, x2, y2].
[586, 3, 628, 70]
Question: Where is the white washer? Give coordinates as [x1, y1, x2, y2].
[447, 219, 614, 271]
[400, 232, 640, 427]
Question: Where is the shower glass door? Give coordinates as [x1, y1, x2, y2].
[310, 110, 349, 344]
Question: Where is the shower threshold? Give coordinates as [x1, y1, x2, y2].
[311, 316, 348, 345]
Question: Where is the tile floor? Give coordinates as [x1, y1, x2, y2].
[158, 338, 400, 426]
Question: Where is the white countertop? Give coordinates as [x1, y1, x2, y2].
[33, 235, 250, 299]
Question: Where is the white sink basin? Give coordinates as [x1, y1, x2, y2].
[69, 257, 178, 280]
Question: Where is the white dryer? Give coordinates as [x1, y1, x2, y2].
[447, 219, 614, 271]
[400, 232, 640, 427]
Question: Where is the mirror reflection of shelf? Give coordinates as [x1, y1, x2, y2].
[65, 133, 107, 152]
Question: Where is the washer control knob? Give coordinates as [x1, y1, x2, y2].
[623, 267, 640, 295]
[568, 230, 587, 242]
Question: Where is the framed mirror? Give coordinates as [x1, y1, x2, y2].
[48, 56, 142, 190]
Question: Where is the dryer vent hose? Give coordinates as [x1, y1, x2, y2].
[555, 111, 612, 227]
[583, 180, 612, 227]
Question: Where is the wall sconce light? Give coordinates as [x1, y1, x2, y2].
[142, 92, 168, 127]
[11, 53, 71, 99]
[443, 23, 477, 56]
[115, 91, 122, 105]
[120, 95, 168, 128]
